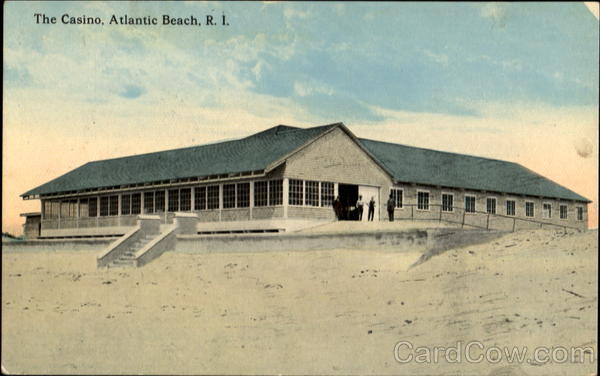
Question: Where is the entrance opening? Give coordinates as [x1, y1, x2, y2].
[338, 184, 359, 220]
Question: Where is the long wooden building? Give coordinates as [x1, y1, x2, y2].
[21, 123, 590, 238]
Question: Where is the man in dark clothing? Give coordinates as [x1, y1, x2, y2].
[368, 196, 376, 221]
[387, 194, 396, 222]
[333, 196, 342, 220]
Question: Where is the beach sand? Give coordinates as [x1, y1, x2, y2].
[2, 229, 597, 375]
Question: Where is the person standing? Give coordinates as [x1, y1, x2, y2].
[356, 195, 364, 221]
[333, 195, 342, 220]
[387, 193, 396, 222]
[368, 196, 376, 221]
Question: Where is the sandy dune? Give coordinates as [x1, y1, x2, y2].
[2, 229, 597, 375]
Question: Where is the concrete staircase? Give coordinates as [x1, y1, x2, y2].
[97, 213, 197, 268]
[109, 235, 153, 267]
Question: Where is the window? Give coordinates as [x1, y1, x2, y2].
[223, 184, 236, 209]
[168, 189, 179, 212]
[52, 201, 60, 218]
[121, 194, 131, 215]
[144, 191, 155, 214]
[194, 187, 206, 210]
[155, 191, 165, 212]
[417, 191, 430, 210]
[289, 179, 303, 205]
[109, 196, 118, 216]
[577, 207, 584, 221]
[237, 183, 250, 208]
[525, 202, 534, 217]
[465, 196, 476, 213]
[100, 196, 109, 216]
[61, 201, 70, 218]
[79, 198, 89, 218]
[321, 182, 334, 207]
[506, 200, 516, 216]
[69, 200, 78, 217]
[269, 180, 283, 206]
[560, 205, 568, 219]
[89, 198, 98, 217]
[442, 193, 453, 212]
[254, 181, 268, 207]
[306, 181, 319, 206]
[178, 188, 191, 211]
[486, 198, 496, 214]
[207, 185, 219, 209]
[43, 201, 55, 219]
[131, 193, 141, 214]
[543, 203, 552, 219]
[391, 188, 403, 208]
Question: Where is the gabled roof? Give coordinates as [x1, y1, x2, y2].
[358, 138, 590, 202]
[22, 123, 590, 203]
[22, 123, 338, 197]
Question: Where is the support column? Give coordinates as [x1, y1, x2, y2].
[58, 200, 62, 229]
[218, 184, 223, 222]
[190, 187, 195, 211]
[118, 194, 122, 226]
[141, 191, 145, 215]
[76, 198, 80, 228]
[249, 182, 254, 220]
[283, 178, 289, 219]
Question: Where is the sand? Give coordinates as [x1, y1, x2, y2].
[2, 229, 597, 375]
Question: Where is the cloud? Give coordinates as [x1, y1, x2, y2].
[119, 84, 146, 99]
[480, 3, 507, 24]
[293, 79, 334, 97]
[423, 49, 449, 66]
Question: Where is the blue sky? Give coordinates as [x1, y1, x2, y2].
[3, 2, 599, 233]
[4, 2, 598, 120]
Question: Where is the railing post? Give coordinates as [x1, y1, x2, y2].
[439, 205, 442, 223]
[486, 213, 490, 231]
[461, 210, 466, 228]
[512, 218, 516, 232]
[411, 205, 414, 221]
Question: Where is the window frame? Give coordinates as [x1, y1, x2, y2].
[441, 192, 454, 212]
[505, 199, 516, 216]
[391, 188, 404, 209]
[542, 202, 552, 219]
[464, 195, 476, 214]
[289, 179, 304, 206]
[222, 184, 237, 209]
[305, 180, 319, 207]
[525, 201, 535, 218]
[486, 197, 497, 215]
[416, 190, 430, 211]
[559, 204, 568, 220]
[320, 182, 334, 207]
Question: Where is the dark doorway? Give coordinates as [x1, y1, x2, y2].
[338, 184, 359, 220]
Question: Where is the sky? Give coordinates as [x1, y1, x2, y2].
[3, 2, 599, 234]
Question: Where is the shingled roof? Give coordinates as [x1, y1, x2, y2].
[359, 138, 590, 202]
[22, 123, 590, 202]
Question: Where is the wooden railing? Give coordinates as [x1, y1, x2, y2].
[391, 203, 582, 232]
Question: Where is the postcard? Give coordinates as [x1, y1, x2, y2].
[3, 2, 598, 375]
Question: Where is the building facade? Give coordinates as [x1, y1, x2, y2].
[22, 123, 590, 238]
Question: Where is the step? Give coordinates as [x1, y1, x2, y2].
[111, 259, 134, 266]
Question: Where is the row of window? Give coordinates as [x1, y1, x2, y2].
[289, 179, 334, 207]
[42, 180, 285, 218]
[390, 189, 584, 220]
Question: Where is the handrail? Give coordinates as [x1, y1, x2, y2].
[389, 203, 582, 232]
